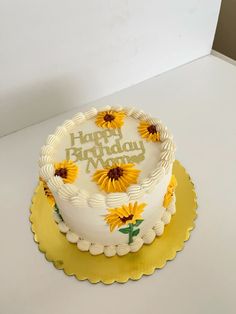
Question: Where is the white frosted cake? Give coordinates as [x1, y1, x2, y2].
[39, 106, 177, 256]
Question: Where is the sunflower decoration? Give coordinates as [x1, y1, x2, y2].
[163, 175, 177, 208]
[40, 159, 78, 215]
[93, 163, 140, 193]
[95, 110, 125, 129]
[40, 178, 55, 207]
[54, 160, 78, 184]
[105, 202, 146, 244]
[138, 121, 160, 142]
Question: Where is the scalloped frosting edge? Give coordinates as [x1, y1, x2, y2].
[39, 106, 176, 208]
[52, 194, 176, 257]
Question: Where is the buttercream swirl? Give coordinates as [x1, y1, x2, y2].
[131, 109, 144, 119]
[39, 164, 55, 181]
[70, 189, 89, 207]
[46, 134, 60, 146]
[160, 150, 172, 161]
[150, 166, 165, 182]
[54, 126, 68, 138]
[161, 159, 171, 170]
[161, 139, 175, 151]
[41, 145, 54, 156]
[88, 194, 106, 208]
[111, 105, 123, 111]
[124, 106, 135, 116]
[127, 184, 145, 200]
[160, 130, 172, 142]
[100, 105, 111, 111]
[72, 112, 85, 125]
[140, 177, 154, 190]
[57, 184, 79, 200]
[84, 107, 97, 119]
[38, 155, 54, 167]
[47, 176, 64, 192]
[147, 118, 161, 126]
[106, 192, 129, 208]
[62, 119, 75, 132]
[137, 110, 148, 119]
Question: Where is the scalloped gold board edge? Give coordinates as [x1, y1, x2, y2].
[30, 160, 197, 284]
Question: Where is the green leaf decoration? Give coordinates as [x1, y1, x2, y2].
[54, 203, 64, 222]
[119, 227, 130, 234]
[133, 219, 143, 227]
[132, 228, 140, 237]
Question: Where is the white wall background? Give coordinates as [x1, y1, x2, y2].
[0, 0, 221, 136]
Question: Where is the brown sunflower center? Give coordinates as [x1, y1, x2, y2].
[43, 187, 49, 195]
[104, 113, 115, 122]
[55, 167, 68, 179]
[120, 214, 134, 223]
[107, 166, 124, 180]
[44, 187, 50, 196]
[147, 124, 157, 134]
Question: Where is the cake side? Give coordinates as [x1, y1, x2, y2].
[39, 106, 176, 256]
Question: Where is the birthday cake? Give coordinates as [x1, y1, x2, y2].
[39, 106, 177, 256]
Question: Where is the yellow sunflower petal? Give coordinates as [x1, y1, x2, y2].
[54, 160, 78, 184]
[163, 175, 177, 208]
[138, 121, 161, 142]
[93, 163, 140, 193]
[95, 110, 125, 129]
[40, 178, 55, 207]
[105, 202, 146, 232]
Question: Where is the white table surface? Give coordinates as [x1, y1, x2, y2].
[0, 55, 235, 314]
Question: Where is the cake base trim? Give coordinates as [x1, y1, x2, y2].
[53, 195, 176, 257]
[30, 160, 197, 284]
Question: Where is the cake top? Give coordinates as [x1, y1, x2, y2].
[39, 106, 175, 207]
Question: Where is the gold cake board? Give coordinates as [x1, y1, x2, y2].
[30, 160, 197, 284]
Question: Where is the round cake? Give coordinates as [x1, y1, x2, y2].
[39, 106, 177, 256]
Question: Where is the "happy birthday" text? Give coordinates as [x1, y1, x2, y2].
[65, 128, 145, 173]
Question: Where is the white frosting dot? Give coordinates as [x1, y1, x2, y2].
[66, 231, 79, 243]
[53, 211, 62, 223]
[104, 245, 116, 257]
[167, 195, 176, 214]
[153, 221, 164, 236]
[89, 243, 104, 255]
[116, 243, 130, 256]
[130, 237, 144, 252]
[162, 211, 171, 225]
[58, 222, 69, 233]
[142, 229, 156, 244]
[77, 239, 90, 251]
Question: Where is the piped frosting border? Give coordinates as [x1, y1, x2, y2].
[39, 106, 176, 209]
[53, 194, 176, 257]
